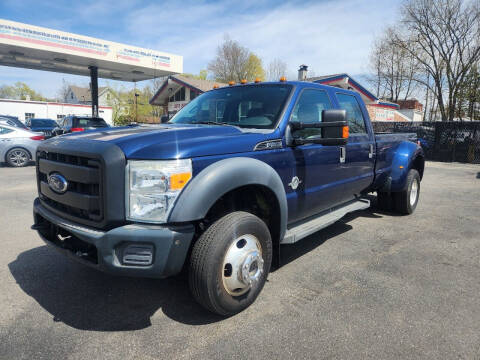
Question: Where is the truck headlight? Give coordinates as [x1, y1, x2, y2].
[126, 159, 192, 223]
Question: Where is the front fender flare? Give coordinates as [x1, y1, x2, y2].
[168, 157, 288, 240]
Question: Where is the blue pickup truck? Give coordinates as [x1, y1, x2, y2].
[32, 80, 424, 315]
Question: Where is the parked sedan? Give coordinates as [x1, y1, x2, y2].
[0, 124, 44, 167]
[0, 115, 29, 130]
[52, 115, 109, 136]
[25, 118, 59, 138]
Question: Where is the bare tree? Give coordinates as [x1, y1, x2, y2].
[208, 36, 266, 82]
[57, 78, 71, 102]
[208, 36, 249, 82]
[393, 0, 480, 121]
[267, 58, 287, 81]
[369, 38, 386, 98]
[151, 75, 168, 93]
[369, 27, 420, 102]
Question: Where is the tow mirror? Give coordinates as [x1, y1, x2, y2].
[289, 109, 349, 146]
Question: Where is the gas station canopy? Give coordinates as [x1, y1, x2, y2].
[0, 19, 182, 82]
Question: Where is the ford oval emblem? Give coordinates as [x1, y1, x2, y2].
[48, 173, 68, 194]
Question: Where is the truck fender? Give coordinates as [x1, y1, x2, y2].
[390, 141, 424, 192]
[168, 157, 288, 240]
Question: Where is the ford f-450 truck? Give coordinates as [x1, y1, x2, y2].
[32, 80, 424, 315]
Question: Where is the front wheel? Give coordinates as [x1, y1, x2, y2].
[393, 169, 421, 215]
[189, 211, 272, 316]
[6, 148, 31, 167]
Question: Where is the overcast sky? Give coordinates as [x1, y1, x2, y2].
[0, 0, 400, 98]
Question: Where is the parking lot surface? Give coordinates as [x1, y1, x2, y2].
[0, 162, 479, 359]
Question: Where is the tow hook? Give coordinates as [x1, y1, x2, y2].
[31, 223, 49, 231]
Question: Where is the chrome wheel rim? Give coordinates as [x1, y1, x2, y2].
[410, 179, 419, 206]
[8, 150, 28, 166]
[222, 234, 264, 296]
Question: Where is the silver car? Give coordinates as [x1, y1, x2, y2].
[0, 124, 44, 167]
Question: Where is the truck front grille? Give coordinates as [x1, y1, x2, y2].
[37, 151, 104, 223]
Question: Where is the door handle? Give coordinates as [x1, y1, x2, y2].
[369, 144, 375, 159]
[340, 146, 346, 163]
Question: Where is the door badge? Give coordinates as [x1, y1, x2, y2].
[288, 176, 302, 190]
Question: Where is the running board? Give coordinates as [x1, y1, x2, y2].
[281, 199, 370, 244]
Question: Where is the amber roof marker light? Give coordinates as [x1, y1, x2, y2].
[213, 84, 219, 89]
[279, 76, 287, 82]
[240, 79, 247, 84]
[228, 81, 235, 86]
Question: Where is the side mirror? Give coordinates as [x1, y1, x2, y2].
[160, 115, 169, 123]
[289, 109, 349, 146]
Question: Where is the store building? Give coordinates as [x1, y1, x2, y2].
[0, 98, 113, 123]
[64, 85, 113, 106]
[397, 99, 424, 122]
[150, 75, 226, 117]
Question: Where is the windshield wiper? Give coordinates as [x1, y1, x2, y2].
[194, 121, 238, 128]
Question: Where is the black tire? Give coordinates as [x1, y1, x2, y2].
[6, 148, 31, 167]
[393, 169, 420, 215]
[189, 211, 272, 316]
[376, 191, 393, 211]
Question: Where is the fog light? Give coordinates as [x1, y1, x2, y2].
[122, 244, 153, 266]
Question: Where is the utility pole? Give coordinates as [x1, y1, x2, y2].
[134, 92, 139, 123]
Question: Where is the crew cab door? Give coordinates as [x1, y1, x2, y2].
[287, 89, 351, 223]
[334, 92, 375, 199]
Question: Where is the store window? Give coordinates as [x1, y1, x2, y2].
[174, 87, 186, 102]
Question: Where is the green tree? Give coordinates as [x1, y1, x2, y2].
[245, 54, 266, 81]
[456, 63, 480, 120]
[106, 86, 162, 126]
[182, 70, 208, 80]
[0, 82, 46, 101]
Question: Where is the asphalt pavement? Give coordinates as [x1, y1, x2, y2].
[0, 162, 479, 359]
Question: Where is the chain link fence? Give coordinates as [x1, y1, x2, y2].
[373, 121, 480, 163]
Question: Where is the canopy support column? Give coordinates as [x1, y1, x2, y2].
[89, 65, 99, 118]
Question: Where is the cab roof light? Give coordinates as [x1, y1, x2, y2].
[240, 79, 247, 84]
[279, 76, 287, 82]
[254, 78, 262, 83]
[228, 81, 235, 86]
[213, 84, 219, 89]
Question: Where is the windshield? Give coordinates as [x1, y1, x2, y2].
[75, 117, 108, 128]
[0, 116, 27, 129]
[170, 84, 292, 129]
[31, 119, 58, 127]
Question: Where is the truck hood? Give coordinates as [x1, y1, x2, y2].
[59, 124, 273, 159]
